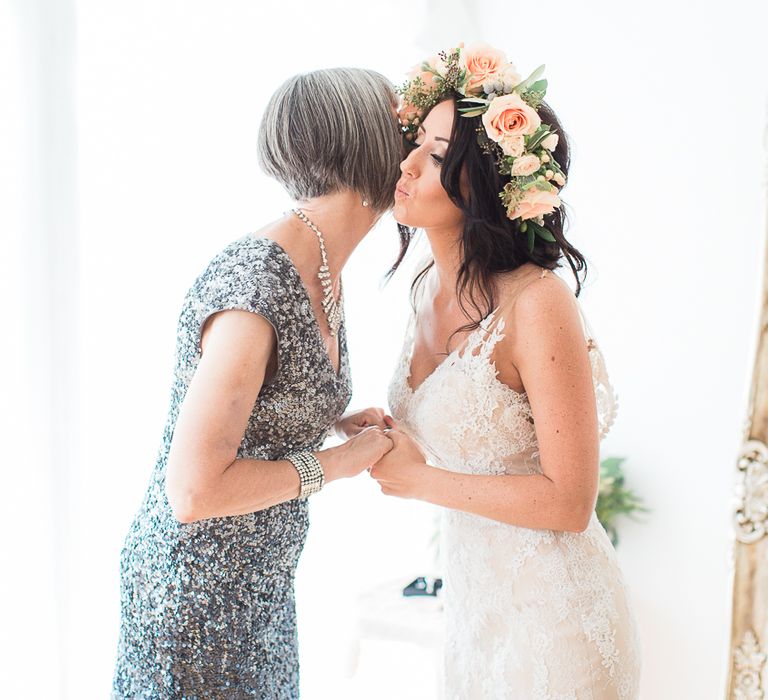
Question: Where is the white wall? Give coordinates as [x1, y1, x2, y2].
[3, 1, 767, 698]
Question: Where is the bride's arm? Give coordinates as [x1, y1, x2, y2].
[370, 277, 599, 533]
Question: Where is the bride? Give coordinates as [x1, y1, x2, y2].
[371, 43, 642, 698]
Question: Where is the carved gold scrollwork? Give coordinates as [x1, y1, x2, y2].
[732, 630, 766, 700]
[726, 109, 768, 700]
[734, 440, 768, 544]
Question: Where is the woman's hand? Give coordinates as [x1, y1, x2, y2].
[318, 426, 394, 482]
[334, 407, 392, 439]
[368, 429, 432, 499]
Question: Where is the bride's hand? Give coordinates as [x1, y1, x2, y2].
[334, 407, 392, 439]
[368, 429, 431, 499]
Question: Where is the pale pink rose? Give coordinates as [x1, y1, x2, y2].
[497, 63, 523, 91]
[482, 94, 541, 143]
[510, 154, 541, 176]
[541, 133, 559, 151]
[409, 50, 451, 93]
[407, 57, 440, 90]
[462, 42, 509, 95]
[500, 134, 525, 157]
[508, 187, 561, 221]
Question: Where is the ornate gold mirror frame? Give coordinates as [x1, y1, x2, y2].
[725, 168, 768, 696]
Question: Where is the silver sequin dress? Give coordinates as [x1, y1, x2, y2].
[112, 235, 352, 699]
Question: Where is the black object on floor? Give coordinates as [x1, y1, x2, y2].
[402, 576, 443, 597]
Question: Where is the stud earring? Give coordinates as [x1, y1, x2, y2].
[362, 198, 369, 207]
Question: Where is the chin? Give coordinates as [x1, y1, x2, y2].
[392, 201, 417, 228]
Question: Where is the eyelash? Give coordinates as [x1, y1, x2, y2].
[410, 138, 444, 167]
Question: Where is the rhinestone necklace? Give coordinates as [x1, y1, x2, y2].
[291, 207, 343, 337]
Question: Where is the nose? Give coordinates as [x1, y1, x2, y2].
[400, 145, 418, 177]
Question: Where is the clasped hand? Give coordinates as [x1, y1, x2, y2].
[331, 408, 430, 499]
[370, 422, 430, 500]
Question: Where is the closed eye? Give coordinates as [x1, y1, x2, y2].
[407, 131, 445, 166]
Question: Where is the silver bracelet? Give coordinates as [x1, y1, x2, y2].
[285, 451, 325, 499]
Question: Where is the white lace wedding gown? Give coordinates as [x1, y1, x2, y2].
[387, 269, 642, 699]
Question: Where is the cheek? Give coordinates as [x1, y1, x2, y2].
[421, 171, 463, 224]
[421, 167, 450, 204]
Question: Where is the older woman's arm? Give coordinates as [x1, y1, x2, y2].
[165, 308, 392, 523]
[370, 276, 599, 532]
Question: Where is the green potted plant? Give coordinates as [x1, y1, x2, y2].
[596, 456, 649, 546]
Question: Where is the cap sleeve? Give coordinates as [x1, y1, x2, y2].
[182, 236, 297, 386]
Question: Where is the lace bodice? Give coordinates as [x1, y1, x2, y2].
[385, 270, 641, 699]
[387, 275, 619, 475]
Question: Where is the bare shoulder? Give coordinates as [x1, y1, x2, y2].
[494, 267, 586, 368]
[516, 269, 578, 318]
[492, 266, 574, 318]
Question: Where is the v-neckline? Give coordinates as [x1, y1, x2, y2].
[254, 236, 345, 380]
[404, 306, 500, 396]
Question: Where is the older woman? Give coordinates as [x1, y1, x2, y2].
[111, 68, 402, 699]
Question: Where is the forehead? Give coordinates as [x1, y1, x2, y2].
[422, 99, 454, 137]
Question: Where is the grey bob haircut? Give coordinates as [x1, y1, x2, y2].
[257, 67, 403, 212]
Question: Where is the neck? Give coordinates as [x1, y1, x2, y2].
[423, 223, 464, 301]
[293, 191, 379, 276]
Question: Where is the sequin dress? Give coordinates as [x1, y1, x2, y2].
[112, 235, 352, 699]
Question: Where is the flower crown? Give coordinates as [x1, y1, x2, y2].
[397, 42, 565, 251]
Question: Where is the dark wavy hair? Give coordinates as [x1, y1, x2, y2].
[386, 93, 588, 345]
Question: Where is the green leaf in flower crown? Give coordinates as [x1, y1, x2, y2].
[527, 228, 535, 252]
[458, 107, 487, 118]
[526, 127, 552, 152]
[534, 223, 556, 242]
[458, 96, 490, 106]
[511, 64, 546, 94]
[528, 79, 548, 95]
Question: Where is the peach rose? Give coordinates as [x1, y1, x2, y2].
[510, 154, 541, 177]
[482, 94, 541, 143]
[462, 42, 510, 95]
[500, 134, 525, 157]
[398, 99, 420, 124]
[508, 187, 561, 221]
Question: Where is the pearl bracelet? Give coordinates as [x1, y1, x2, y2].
[285, 451, 325, 499]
